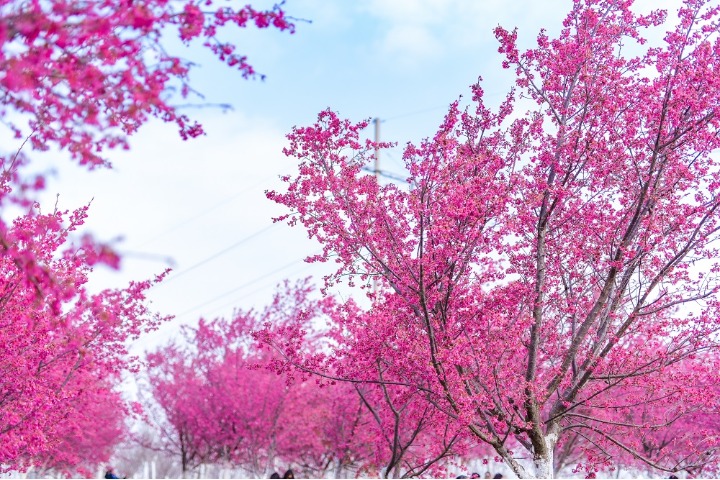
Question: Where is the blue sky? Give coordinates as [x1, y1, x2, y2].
[30, 0, 678, 352]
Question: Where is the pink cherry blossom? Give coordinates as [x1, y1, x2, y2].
[264, 0, 720, 477]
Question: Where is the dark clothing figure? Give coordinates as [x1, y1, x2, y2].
[283, 469, 295, 479]
[493, 474, 503, 479]
[270, 474, 280, 479]
[104, 470, 119, 479]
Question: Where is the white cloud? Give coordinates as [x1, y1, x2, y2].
[360, 0, 571, 66]
[382, 24, 443, 60]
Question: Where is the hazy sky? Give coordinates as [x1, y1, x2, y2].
[28, 0, 678, 353]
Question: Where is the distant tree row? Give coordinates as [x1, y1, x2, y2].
[142, 280, 467, 479]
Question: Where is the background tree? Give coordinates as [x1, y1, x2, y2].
[552, 358, 720, 477]
[351, 379, 467, 478]
[263, 0, 720, 477]
[146, 281, 377, 478]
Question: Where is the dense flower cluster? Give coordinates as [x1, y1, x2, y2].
[0, 204, 168, 473]
[0, 0, 293, 167]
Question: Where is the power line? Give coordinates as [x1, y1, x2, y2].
[117, 250, 175, 265]
[155, 223, 280, 287]
[361, 166, 408, 184]
[383, 149, 406, 171]
[382, 91, 509, 123]
[188, 260, 318, 320]
[133, 174, 277, 249]
[383, 104, 448, 122]
[173, 254, 317, 318]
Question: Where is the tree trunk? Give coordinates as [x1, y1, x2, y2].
[503, 433, 558, 479]
[533, 452, 554, 479]
[334, 461, 344, 479]
[532, 433, 557, 479]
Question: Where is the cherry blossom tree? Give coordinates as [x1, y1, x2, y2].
[263, 0, 720, 477]
[291, 383, 375, 478]
[24, 378, 128, 478]
[143, 344, 211, 474]
[0, 0, 294, 473]
[0, 205, 167, 472]
[551, 355, 720, 477]
[0, 0, 294, 167]
[148, 281, 494, 478]
[145, 281, 376, 478]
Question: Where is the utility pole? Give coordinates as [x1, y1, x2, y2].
[372, 117, 380, 300]
[373, 117, 380, 179]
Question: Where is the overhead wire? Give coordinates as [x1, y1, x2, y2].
[173, 253, 320, 318]
[383, 104, 449, 121]
[383, 149, 406, 171]
[381, 90, 507, 124]
[154, 222, 280, 287]
[132, 173, 277, 249]
[185, 260, 318, 320]
[360, 166, 408, 184]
